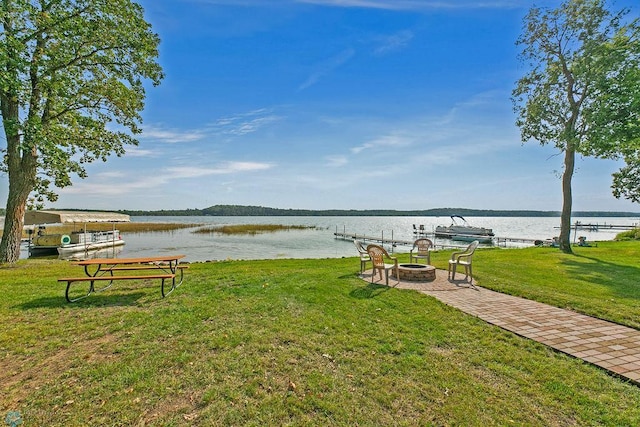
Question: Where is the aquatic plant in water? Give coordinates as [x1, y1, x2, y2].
[193, 224, 318, 235]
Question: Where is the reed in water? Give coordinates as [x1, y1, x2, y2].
[194, 224, 319, 235]
[19, 222, 200, 238]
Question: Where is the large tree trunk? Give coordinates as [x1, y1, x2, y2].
[0, 119, 37, 263]
[0, 166, 34, 263]
[559, 146, 575, 254]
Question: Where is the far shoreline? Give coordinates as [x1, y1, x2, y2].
[122, 205, 640, 218]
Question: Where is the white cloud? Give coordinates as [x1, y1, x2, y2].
[140, 125, 205, 143]
[94, 171, 127, 179]
[209, 109, 282, 135]
[295, 0, 520, 10]
[373, 30, 414, 55]
[124, 147, 155, 157]
[299, 48, 356, 90]
[325, 155, 349, 167]
[190, 0, 521, 7]
[60, 162, 274, 196]
[59, 175, 168, 196]
[139, 109, 282, 148]
[351, 134, 413, 154]
[168, 162, 273, 177]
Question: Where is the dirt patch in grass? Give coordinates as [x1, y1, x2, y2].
[2, 333, 121, 407]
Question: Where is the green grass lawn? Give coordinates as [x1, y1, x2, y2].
[1, 241, 640, 426]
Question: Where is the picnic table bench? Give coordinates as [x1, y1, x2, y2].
[58, 255, 188, 302]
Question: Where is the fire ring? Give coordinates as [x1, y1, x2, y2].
[392, 263, 436, 282]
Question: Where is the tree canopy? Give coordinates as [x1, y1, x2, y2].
[512, 0, 640, 253]
[0, 0, 163, 262]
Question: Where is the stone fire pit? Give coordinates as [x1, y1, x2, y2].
[392, 263, 436, 282]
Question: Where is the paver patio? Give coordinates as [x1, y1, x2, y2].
[361, 268, 640, 386]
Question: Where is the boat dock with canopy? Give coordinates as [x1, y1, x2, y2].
[24, 210, 130, 257]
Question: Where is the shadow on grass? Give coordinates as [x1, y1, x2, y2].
[561, 254, 640, 300]
[349, 282, 390, 299]
[16, 292, 148, 309]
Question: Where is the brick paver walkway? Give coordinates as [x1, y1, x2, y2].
[362, 268, 640, 385]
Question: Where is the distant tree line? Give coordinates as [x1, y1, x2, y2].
[116, 205, 640, 217]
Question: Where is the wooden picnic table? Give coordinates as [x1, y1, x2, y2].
[58, 255, 187, 302]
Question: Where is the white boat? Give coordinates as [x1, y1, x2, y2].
[25, 210, 129, 257]
[57, 229, 125, 256]
[60, 244, 124, 261]
[435, 215, 494, 242]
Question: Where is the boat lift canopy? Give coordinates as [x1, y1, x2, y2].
[24, 210, 130, 225]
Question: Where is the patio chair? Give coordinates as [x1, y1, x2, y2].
[353, 239, 371, 273]
[366, 244, 399, 285]
[410, 238, 433, 265]
[448, 240, 479, 282]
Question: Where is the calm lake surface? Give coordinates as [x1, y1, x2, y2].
[22, 215, 639, 262]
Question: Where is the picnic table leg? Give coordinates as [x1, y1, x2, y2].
[175, 265, 185, 287]
[161, 261, 185, 297]
[83, 263, 115, 293]
[161, 276, 175, 298]
[65, 279, 94, 303]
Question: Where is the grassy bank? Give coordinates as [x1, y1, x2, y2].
[1, 243, 640, 425]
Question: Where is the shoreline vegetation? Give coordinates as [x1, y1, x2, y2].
[19, 222, 200, 238]
[193, 224, 320, 235]
[6, 205, 635, 217]
[119, 205, 640, 217]
[17, 223, 321, 239]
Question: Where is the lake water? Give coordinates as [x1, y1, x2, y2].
[22, 215, 639, 262]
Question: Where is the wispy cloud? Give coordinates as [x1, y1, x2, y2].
[140, 125, 206, 143]
[295, 0, 520, 10]
[124, 147, 156, 157]
[60, 162, 274, 196]
[94, 171, 127, 179]
[210, 109, 282, 136]
[351, 134, 413, 154]
[167, 162, 273, 177]
[373, 30, 414, 55]
[325, 155, 349, 167]
[140, 109, 281, 147]
[299, 48, 356, 90]
[189, 0, 521, 9]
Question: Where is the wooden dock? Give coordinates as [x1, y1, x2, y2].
[334, 229, 546, 250]
[555, 222, 638, 231]
[334, 231, 415, 248]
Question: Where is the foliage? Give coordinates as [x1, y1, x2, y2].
[512, 0, 640, 253]
[0, 0, 163, 262]
[614, 227, 640, 240]
[2, 245, 640, 425]
[613, 152, 640, 202]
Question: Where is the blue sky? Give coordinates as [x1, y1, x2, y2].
[5, 0, 640, 212]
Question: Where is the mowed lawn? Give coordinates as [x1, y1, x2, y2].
[1, 241, 640, 426]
